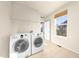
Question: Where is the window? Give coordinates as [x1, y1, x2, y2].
[54, 10, 67, 37]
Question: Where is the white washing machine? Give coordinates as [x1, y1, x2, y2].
[31, 32, 44, 54]
[10, 33, 31, 58]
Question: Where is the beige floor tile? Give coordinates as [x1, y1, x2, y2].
[29, 40, 79, 58]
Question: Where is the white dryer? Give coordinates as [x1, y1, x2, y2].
[10, 33, 31, 58]
[31, 32, 44, 54]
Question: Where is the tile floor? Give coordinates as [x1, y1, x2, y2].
[29, 40, 79, 58]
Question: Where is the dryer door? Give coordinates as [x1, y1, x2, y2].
[13, 39, 29, 53]
[34, 37, 43, 47]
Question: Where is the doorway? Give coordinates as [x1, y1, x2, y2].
[43, 20, 51, 40]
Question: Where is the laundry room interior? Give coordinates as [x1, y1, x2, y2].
[0, 1, 79, 58]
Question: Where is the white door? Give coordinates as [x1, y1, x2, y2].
[44, 21, 50, 40]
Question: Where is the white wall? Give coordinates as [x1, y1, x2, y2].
[0, 2, 11, 57]
[67, 2, 79, 54]
[11, 3, 42, 34]
[0, 2, 42, 58]
[50, 2, 79, 54]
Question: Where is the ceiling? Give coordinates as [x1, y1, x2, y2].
[13, 1, 69, 16]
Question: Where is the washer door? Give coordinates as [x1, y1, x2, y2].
[34, 37, 43, 47]
[14, 39, 29, 53]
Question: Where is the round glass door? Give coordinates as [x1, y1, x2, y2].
[34, 37, 43, 47]
[14, 39, 29, 53]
